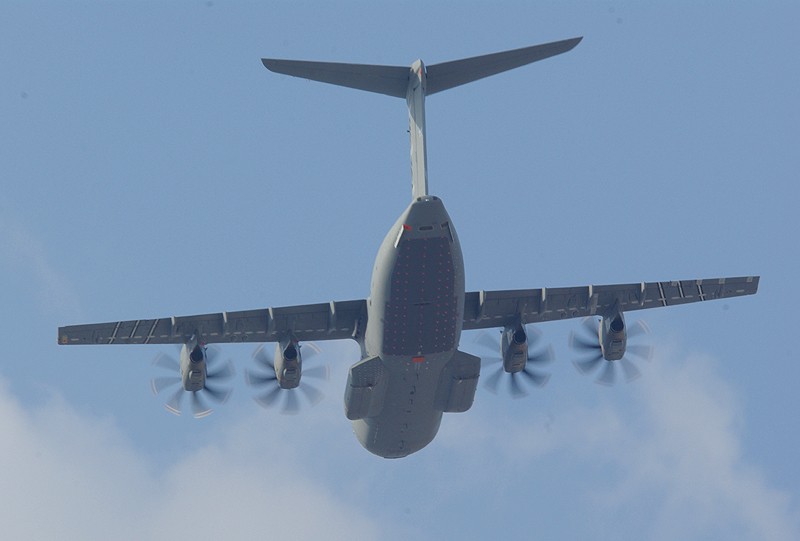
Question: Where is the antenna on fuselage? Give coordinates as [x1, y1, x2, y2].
[261, 37, 582, 200]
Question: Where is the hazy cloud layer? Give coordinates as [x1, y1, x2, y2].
[1, 347, 796, 540]
[0, 377, 380, 541]
[440, 347, 799, 541]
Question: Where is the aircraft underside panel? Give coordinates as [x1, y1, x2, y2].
[383, 236, 458, 356]
[462, 276, 759, 330]
[434, 350, 481, 413]
[344, 355, 388, 420]
[350, 350, 478, 458]
[58, 299, 368, 346]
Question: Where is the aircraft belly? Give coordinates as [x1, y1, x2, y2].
[355, 196, 468, 458]
[350, 348, 481, 458]
[366, 196, 465, 360]
[352, 359, 444, 459]
[383, 235, 458, 356]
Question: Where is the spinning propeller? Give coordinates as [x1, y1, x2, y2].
[570, 317, 654, 385]
[245, 343, 329, 414]
[150, 346, 235, 418]
[474, 326, 554, 398]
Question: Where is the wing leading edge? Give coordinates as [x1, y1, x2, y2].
[59, 276, 758, 345]
[58, 299, 367, 346]
[462, 276, 759, 331]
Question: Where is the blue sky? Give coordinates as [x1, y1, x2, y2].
[1, 1, 798, 539]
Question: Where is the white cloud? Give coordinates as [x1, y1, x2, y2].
[618, 349, 798, 541]
[438, 344, 799, 541]
[1, 335, 795, 541]
[0, 377, 381, 541]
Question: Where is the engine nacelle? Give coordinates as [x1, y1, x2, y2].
[180, 340, 207, 392]
[274, 338, 302, 389]
[600, 310, 627, 361]
[501, 322, 529, 373]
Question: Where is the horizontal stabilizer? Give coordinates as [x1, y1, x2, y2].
[426, 37, 582, 95]
[261, 59, 410, 98]
[262, 37, 582, 99]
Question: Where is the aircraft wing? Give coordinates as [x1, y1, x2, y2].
[462, 276, 759, 330]
[58, 299, 367, 346]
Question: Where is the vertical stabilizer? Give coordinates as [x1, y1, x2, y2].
[407, 60, 428, 199]
[261, 37, 581, 200]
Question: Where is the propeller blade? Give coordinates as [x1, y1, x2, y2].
[207, 359, 235, 381]
[570, 331, 601, 352]
[627, 344, 654, 361]
[571, 317, 653, 385]
[525, 325, 543, 346]
[203, 382, 233, 404]
[620, 358, 641, 382]
[191, 391, 213, 419]
[255, 386, 283, 409]
[165, 387, 184, 416]
[245, 368, 278, 387]
[596, 361, 616, 386]
[204, 345, 219, 364]
[247, 344, 329, 413]
[252, 344, 275, 370]
[152, 348, 235, 418]
[508, 373, 528, 398]
[150, 376, 180, 395]
[627, 320, 651, 340]
[300, 384, 324, 407]
[520, 366, 550, 387]
[476, 326, 554, 398]
[300, 342, 321, 361]
[474, 331, 502, 353]
[573, 352, 604, 374]
[529, 345, 555, 365]
[283, 390, 300, 415]
[581, 317, 600, 337]
[480, 355, 502, 367]
[153, 352, 179, 372]
[483, 367, 503, 394]
[303, 365, 330, 381]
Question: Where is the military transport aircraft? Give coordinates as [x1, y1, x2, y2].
[58, 37, 759, 459]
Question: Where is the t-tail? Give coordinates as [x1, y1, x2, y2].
[262, 37, 582, 200]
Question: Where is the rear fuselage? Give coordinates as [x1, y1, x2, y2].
[354, 195, 466, 458]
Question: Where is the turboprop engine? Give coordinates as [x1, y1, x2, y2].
[150, 338, 235, 417]
[598, 310, 627, 361]
[181, 341, 208, 391]
[273, 338, 302, 389]
[474, 321, 553, 397]
[245, 339, 329, 413]
[501, 322, 533, 373]
[570, 306, 652, 386]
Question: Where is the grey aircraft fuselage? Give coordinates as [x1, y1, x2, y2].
[359, 195, 464, 457]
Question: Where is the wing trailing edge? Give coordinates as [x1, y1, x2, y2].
[261, 59, 410, 97]
[426, 37, 582, 95]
